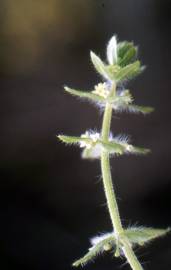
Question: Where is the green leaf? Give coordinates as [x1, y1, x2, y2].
[65, 87, 150, 114]
[125, 227, 170, 246]
[113, 102, 154, 115]
[102, 140, 150, 156]
[73, 233, 116, 267]
[118, 46, 137, 67]
[131, 146, 151, 155]
[72, 246, 99, 267]
[117, 42, 133, 60]
[128, 104, 154, 114]
[100, 140, 125, 155]
[57, 135, 90, 145]
[115, 61, 142, 82]
[106, 35, 117, 65]
[58, 135, 150, 158]
[90, 51, 110, 80]
[64, 86, 105, 102]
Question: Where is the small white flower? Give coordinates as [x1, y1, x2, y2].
[92, 83, 110, 98]
[79, 131, 100, 150]
[89, 132, 100, 142]
[79, 141, 92, 149]
[118, 90, 133, 104]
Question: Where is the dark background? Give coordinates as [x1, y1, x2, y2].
[1, 0, 171, 269]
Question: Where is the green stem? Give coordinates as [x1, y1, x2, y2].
[101, 104, 123, 234]
[100, 82, 143, 270]
[122, 239, 144, 270]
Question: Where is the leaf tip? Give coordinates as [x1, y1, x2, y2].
[90, 50, 94, 55]
[72, 261, 78, 267]
[147, 107, 155, 113]
[90, 50, 95, 59]
[107, 35, 118, 65]
[57, 134, 64, 142]
[64, 86, 70, 92]
[166, 227, 171, 234]
[144, 148, 151, 154]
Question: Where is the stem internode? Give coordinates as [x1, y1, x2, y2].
[100, 81, 143, 270]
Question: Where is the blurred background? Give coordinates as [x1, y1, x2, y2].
[1, 0, 171, 269]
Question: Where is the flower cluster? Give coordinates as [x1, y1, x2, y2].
[80, 131, 100, 149]
[92, 83, 110, 99]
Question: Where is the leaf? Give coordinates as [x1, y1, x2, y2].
[100, 140, 125, 155]
[117, 42, 133, 60]
[73, 227, 170, 267]
[73, 233, 116, 267]
[72, 246, 101, 267]
[113, 102, 154, 115]
[64, 86, 105, 102]
[118, 46, 137, 67]
[128, 104, 154, 114]
[65, 87, 151, 114]
[57, 135, 90, 145]
[125, 227, 170, 246]
[58, 135, 150, 159]
[106, 35, 118, 65]
[130, 146, 151, 155]
[115, 61, 142, 82]
[103, 141, 150, 156]
[90, 51, 110, 80]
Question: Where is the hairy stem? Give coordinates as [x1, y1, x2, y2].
[101, 105, 123, 234]
[122, 239, 143, 270]
[100, 82, 143, 270]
